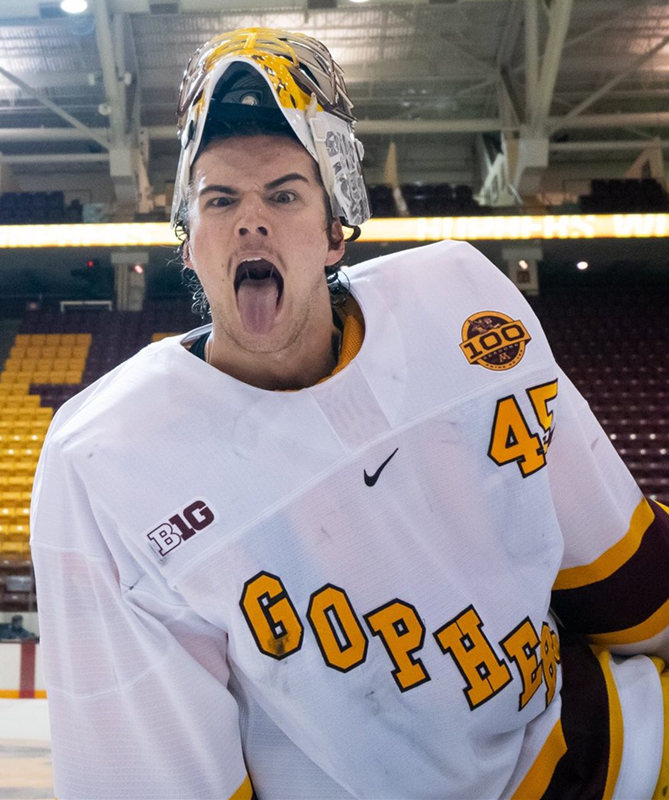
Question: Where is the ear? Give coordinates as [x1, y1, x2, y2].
[325, 219, 346, 267]
[181, 240, 194, 270]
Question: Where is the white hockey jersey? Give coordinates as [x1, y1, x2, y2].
[31, 240, 669, 799]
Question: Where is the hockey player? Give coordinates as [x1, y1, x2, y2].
[31, 27, 669, 799]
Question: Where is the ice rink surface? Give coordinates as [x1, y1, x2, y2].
[0, 699, 53, 799]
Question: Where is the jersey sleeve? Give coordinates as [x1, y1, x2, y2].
[547, 369, 669, 661]
[30, 433, 253, 800]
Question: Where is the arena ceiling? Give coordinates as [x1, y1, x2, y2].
[0, 0, 668, 219]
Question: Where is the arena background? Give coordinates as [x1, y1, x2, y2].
[1, 1, 668, 796]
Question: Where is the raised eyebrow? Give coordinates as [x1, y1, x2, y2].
[265, 173, 310, 191]
[198, 184, 238, 197]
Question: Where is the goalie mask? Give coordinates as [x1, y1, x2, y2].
[172, 27, 371, 229]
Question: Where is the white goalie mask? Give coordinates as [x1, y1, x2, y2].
[171, 27, 371, 229]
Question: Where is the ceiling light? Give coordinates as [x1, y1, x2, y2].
[60, 0, 88, 13]
[576, 260, 589, 270]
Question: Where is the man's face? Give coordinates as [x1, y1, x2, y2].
[183, 134, 344, 357]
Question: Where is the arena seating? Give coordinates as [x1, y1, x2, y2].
[0, 332, 89, 562]
[369, 183, 482, 217]
[0, 300, 200, 568]
[529, 286, 668, 502]
[0, 288, 666, 575]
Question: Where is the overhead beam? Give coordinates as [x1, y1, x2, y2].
[554, 34, 669, 131]
[454, 0, 661, 100]
[550, 139, 669, 153]
[529, 0, 574, 132]
[496, 0, 525, 69]
[5, 141, 669, 169]
[7, 110, 669, 146]
[92, 0, 155, 214]
[1, 153, 110, 164]
[93, 0, 127, 145]
[561, 0, 657, 52]
[524, 0, 539, 123]
[0, 72, 101, 91]
[0, 66, 109, 150]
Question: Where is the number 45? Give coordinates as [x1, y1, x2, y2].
[488, 379, 558, 477]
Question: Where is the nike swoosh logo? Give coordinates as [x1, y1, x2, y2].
[364, 448, 399, 487]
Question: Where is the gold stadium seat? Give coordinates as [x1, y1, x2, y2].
[9, 523, 30, 539]
[0, 491, 23, 503]
[0, 539, 30, 558]
[0, 382, 29, 392]
[0, 380, 30, 393]
[0, 395, 40, 409]
[7, 476, 34, 491]
[17, 362, 38, 373]
[0, 372, 30, 385]
[0, 391, 28, 402]
[9, 408, 37, 421]
[0, 433, 39, 444]
[7, 421, 30, 433]
[9, 344, 34, 358]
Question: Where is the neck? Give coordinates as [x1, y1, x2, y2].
[206, 316, 340, 391]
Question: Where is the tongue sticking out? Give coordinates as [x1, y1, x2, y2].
[236, 276, 280, 335]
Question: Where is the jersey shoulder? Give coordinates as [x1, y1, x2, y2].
[44, 329, 205, 450]
[346, 239, 525, 311]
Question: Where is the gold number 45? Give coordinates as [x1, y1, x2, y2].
[488, 380, 558, 477]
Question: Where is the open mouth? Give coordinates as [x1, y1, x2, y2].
[234, 257, 284, 302]
[233, 257, 284, 335]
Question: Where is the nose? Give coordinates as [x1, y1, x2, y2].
[235, 195, 269, 237]
[238, 222, 268, 237]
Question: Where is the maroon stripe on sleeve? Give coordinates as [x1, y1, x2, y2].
[541, 630, 610, 799]
[551, 500, 669, 635]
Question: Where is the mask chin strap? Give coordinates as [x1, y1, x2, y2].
[306, 93, 344, 222]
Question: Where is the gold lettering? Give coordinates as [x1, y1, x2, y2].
[307, 585, 368, 672]
[434, 606, 512, 709]
[500, 618, 542, 710]
[365, 600, 430, 692]
[240, 572, 303, 660]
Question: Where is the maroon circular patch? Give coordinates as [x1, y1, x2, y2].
[460, 311, 531, 371]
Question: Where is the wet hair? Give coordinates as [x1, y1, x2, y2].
[174, 124, 359, 318]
